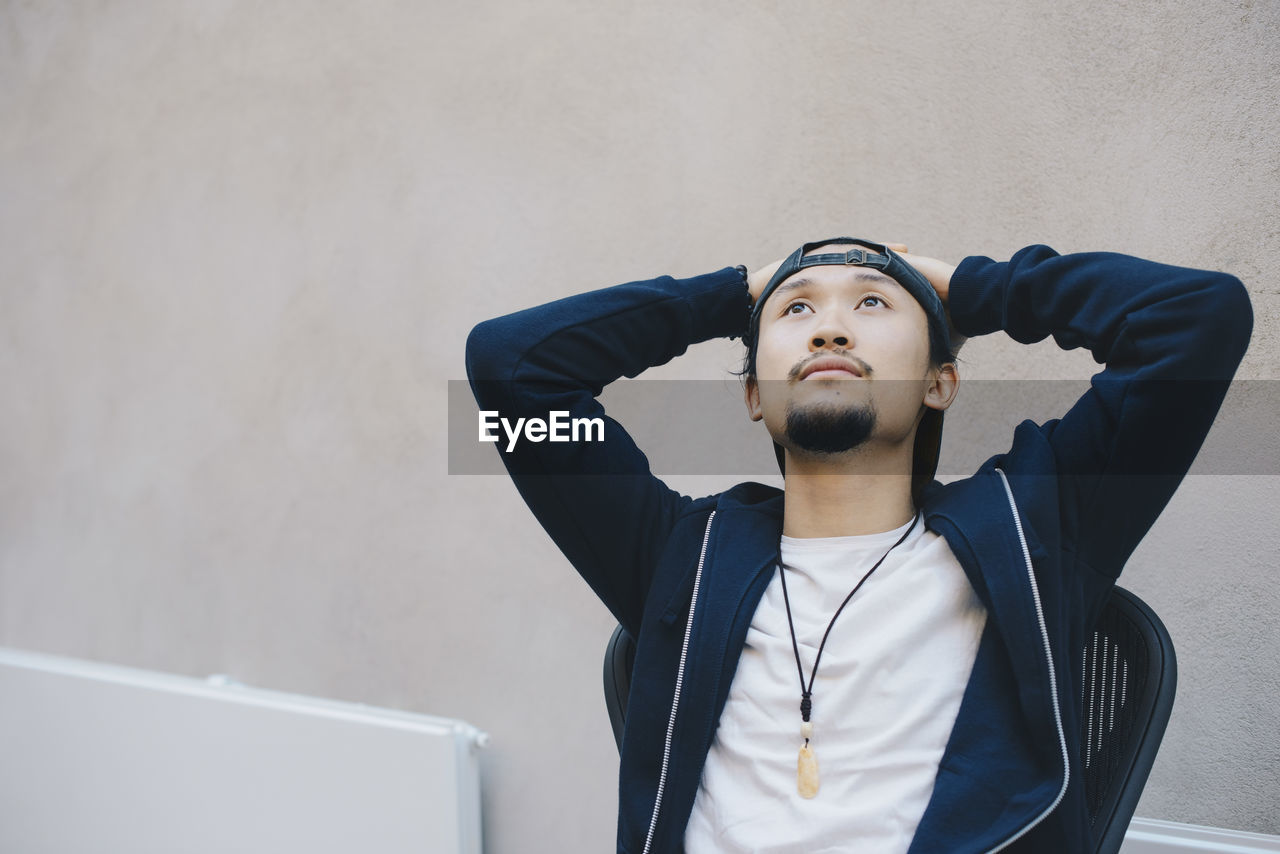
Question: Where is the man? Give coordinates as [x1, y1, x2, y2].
[465, 239, 1251, 853]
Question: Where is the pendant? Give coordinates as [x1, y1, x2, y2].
[797, 742, 820, 798]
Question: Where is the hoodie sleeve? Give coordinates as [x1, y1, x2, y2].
[947, 245, 1253, 578]
[465, 267, 751, 632]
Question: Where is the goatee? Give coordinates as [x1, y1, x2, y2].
[784, 401, 876, 455]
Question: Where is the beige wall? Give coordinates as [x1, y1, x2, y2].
[2, 2, 1277, 851]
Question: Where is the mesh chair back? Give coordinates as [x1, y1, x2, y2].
[603, 585, 1176, 854]
[604, 623, 636, 753]
[1080, 586, 1177, 854]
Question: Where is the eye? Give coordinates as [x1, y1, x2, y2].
[859, 295, 886, 308]
[782, 301, 813, 316]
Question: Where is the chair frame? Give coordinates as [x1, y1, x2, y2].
[1081, 586, 1178, 854]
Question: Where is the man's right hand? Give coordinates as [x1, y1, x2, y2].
[746, 257, 786, 307]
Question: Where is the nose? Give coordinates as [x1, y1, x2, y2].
[810, 314, 852, 351]
[811, 333, 849, 348]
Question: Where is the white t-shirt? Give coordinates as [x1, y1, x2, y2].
[684, 515, 987, 854]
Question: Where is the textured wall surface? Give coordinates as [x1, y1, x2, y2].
[2, 2, 1277, 851]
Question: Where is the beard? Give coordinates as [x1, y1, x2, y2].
[784, 399, 877, 455]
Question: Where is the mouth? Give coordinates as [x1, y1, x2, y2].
[798, 356, 865, 381]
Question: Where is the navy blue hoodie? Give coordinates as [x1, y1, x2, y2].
[466, 246, 1252, 853]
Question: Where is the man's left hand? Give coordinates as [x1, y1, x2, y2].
[892, 247, 966, 354]
[894, 248, 956, 305]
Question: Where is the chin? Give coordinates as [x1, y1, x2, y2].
[783, 400, 877, 455]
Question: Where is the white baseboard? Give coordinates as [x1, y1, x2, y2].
[1123, 818, 1280, 853]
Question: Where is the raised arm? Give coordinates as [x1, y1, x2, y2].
[465, 267, 751, 631]
[943, 245, 1253, 577]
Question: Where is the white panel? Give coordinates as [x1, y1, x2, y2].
[1124, 818, 1280, 853]
[0, 648, 486, 854]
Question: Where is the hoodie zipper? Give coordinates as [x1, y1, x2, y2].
[986, 468, 1071, 853]
[640, 477, 1065, 852]
[641, 510, 715, 854]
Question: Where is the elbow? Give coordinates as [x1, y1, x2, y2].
[465, 317, 516, 383]
[1179, 273, 1253, 377]
[465, 318, 516, 413]
[1208, 274, 1253, 366]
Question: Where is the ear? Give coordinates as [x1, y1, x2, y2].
[744, 376, 764, 422]
[923, 362, 959, 413]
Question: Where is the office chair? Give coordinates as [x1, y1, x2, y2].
[1079, 586, 1178, 853]
[603, 585, 1177, 854]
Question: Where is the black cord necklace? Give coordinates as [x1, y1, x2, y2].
[777, 512, 920, 799]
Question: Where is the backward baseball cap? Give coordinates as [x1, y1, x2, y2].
[743, 237, 952, 492]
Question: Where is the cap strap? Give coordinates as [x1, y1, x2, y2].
[748, 237, 949, 354]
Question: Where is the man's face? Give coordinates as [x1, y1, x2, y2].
[745, 248, 954, 462]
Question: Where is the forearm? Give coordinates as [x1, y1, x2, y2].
[463, 266, 751, 627]
[466, 267, 751, 399]
[947, 246, 1252, 377]
[946, 244, 1253, 576]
